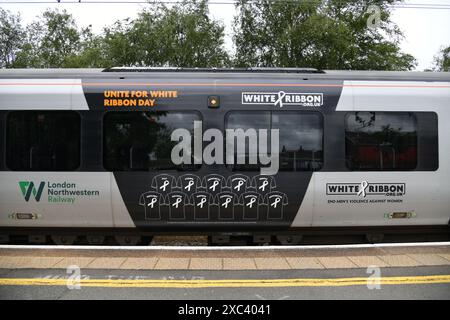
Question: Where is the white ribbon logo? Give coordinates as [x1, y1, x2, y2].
[221, 196, 232, 208]
[271, 197, 281, 208]
[148, 196, 158, 208]
[185, 179, 194, 192]
[233, 179, 245, 192]
[197, 196, 207, 208]
[246, 196, 257, 208]
[357, 181, 369, 198]
[274, 91, 286, 108]
[259, 179, 269, 192]
[209, 178, 220, 192]
[160, 179, 170, 192]
[172, 196, 182, 208]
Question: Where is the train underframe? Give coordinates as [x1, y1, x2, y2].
[0, 225, 449, 246]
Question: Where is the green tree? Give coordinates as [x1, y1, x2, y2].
[0, 8, 24, 68]
[104, 0, 230, 67]
[233, 0, 416, 70]
[40, 9, 81, 67]
[14, 9, 82, 68]
[103, 19, 139, 67]
[13, 21, 44, 68]
[64, 26, 110, 68]
[432, 46, 450, 72]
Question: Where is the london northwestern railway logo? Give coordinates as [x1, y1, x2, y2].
[242, 91, 323, 108]
[18, 181, 100, 204]
[326, 181, 406, 198]
[19, 181, 45, 202]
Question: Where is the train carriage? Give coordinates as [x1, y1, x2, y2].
[0, 67, 449, 245]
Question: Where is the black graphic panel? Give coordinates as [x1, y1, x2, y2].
[114, 171, 310, 229]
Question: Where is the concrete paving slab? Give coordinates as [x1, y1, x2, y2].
[86, 258, 127, 269]
[288, 248, 386, 258]
[347, 256, 390, 268]
[154, 258, 190, 270]
[223, 258, 257, 270]
[52, 257, 96, 269]
[0, 256, 20, 268]
[438, 254, 450, 262]
[0, 256, 64, 269]
[254, 258, 291, 270]
[120, 258, 159, 270]
[285, 257, 324, 270]
[407, 254, 450, 266]
[317, 257, 358, 269]
[379, 255, 420, 267]
[189, 258, 223, 270]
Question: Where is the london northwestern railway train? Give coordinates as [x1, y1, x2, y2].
[0, 68, 449, 245]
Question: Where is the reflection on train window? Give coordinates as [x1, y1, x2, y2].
[226, 112, 323, 171]
[103, 111, 201, 171]
[6, 111, 81, 171]
[345, 112, 417, 171]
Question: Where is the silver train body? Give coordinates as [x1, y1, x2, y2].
[0, 68, 449, 243]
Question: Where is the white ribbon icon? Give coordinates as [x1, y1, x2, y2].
[357, 181, 369, 198]
[274, 91, 286, 108]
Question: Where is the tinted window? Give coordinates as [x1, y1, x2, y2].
[104, 111, 201, 171]
[226, 112, 323, 171]
[226, 112, 271, 171]
[273, 113, 323, 171]
[6, 111, 81, 171]
[345, 112, 417, 171]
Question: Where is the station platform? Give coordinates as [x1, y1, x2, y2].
[1, 242, 449, 299]
[0, 242, 449, 271]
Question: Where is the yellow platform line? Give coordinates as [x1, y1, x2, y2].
[1, 275, 450, 288]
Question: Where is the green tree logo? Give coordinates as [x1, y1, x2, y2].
[19, 181, 45, 202]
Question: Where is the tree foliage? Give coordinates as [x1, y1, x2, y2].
[7, 1, 229, 68]
[13, 9, 83, 68]
[103, 0, 229, 67]
[1, 0, 445, 71]
[432, 45, 450, 72]
[233, 0, 417, 70]
[0, 8, 24, 68]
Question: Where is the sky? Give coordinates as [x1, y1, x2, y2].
[0, 0, 449, 71]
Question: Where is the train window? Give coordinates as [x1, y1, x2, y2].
[103, 111, 201, 171]
[225, 112, 271, 171]
[6, 111, 81, 171]
[345, 112, 417, 171]
[273, 113, 323, 171]
[225, 111, 323, 171]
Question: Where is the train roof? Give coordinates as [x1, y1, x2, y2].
[0, 68, 449, 82]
